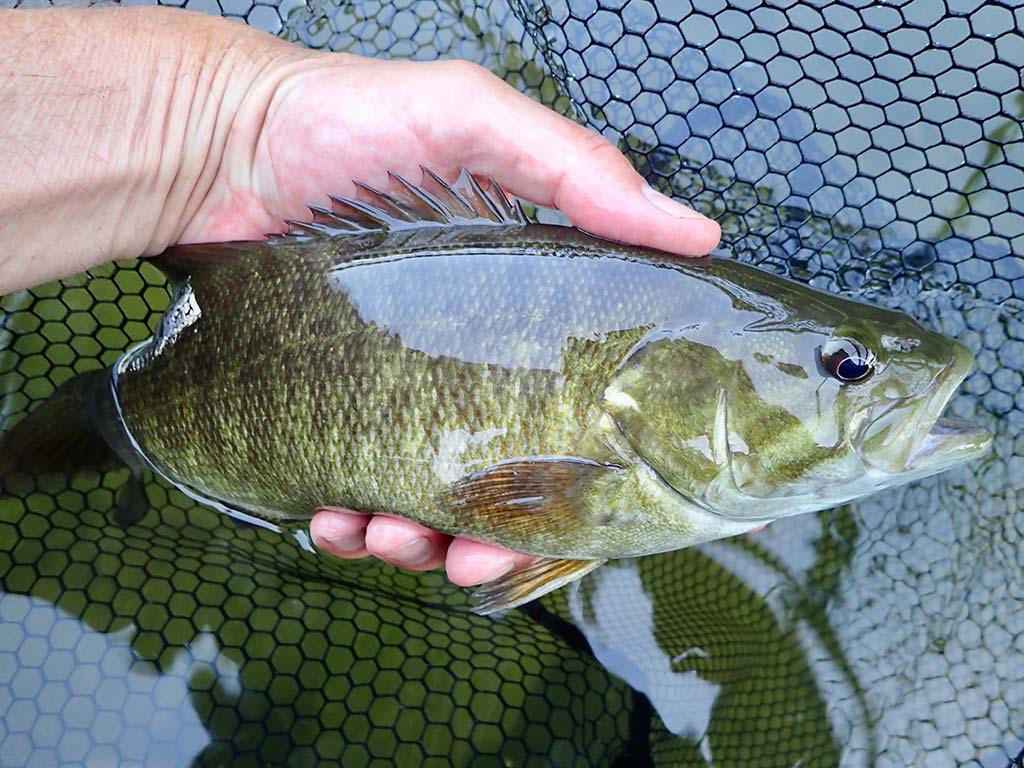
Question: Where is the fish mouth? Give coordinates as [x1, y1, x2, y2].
[904, 416, 992, 471]
[858, 344, 992, 476]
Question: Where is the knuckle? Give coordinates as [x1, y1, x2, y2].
[577, 130, 623, 162]
[440, 59, 498, 88]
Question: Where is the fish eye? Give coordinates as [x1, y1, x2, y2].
[822, 339, 876, 383]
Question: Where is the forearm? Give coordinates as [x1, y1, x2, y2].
[0, 8, 294, 293]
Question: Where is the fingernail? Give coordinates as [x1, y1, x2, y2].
[470, 556, 524, 584]
[389, 536, 433, 567]
[321, 531, 365, 553]
[482, 560, 518, 582]
[643, 184, 708, 219]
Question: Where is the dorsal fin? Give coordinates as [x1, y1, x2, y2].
[151, 167, 529, 279]
[274, 166, 528, 243]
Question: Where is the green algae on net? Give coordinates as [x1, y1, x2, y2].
[0, 484, 855, 765]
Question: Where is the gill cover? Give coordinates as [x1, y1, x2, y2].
[603, 330, 829, 517]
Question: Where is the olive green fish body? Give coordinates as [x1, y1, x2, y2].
[2, 169, 991, 612]
[115, 226, 766, 557]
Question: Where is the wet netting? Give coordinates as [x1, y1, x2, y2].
[1, 1, 1022, 766]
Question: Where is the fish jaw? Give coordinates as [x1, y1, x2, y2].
[857, 341, 992, 479]
[903, 417, 992, 474]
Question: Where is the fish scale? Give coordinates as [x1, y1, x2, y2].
[121, 242, 626, 527]
[0, 0, 1018, 762]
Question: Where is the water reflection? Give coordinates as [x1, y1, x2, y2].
[0, 481, 643, 764]
[569, 549, 846, 767]
[1, 474, 862, 766]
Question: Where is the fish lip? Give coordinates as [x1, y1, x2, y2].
[857, 348, 992, 474]
[904, 416, 993, 470]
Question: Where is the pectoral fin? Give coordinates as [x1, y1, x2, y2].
[445, 457, 621, 540]
[472, 557, 605, 615]
[446, 458, 621, 613]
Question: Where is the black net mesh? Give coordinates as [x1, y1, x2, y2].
[0, 1, 1022, 766]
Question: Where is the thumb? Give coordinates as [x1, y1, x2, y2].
[424, 62, 721, 257]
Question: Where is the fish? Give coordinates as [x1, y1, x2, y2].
[0, 167, 993, 614]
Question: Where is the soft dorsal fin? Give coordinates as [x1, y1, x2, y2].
[274, 166, 528, 243]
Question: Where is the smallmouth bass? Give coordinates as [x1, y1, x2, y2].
[0, 168, 992, 613]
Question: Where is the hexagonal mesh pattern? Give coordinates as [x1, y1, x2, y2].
[1, 1, 1022, 767]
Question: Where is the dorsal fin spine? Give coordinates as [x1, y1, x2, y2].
[327, 195, 396, 229]
[307, 204, 338, 224]
[272, 167, 527, 244]
[420, 166, 475, 218]
[488, 177, 518, 220]
[351, 181, 416, 221]
[284, 220, 337, 237]
[389, 171, 450, 221]
[460, 168, 503, 221]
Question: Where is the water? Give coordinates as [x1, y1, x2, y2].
[1, 1, 1022, 766]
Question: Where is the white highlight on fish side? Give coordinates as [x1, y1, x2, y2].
[712, 388, 731, 466]
[728, 432, 750, 455]
[603, 388, 640, 411]
[881, 334, 920, 352]
[431, 426, 507, 483]
[688, 435, 713, 462]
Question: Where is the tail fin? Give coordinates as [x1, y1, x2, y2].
[0, 369, 121, 487]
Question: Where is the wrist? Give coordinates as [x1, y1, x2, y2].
[0, 8, 310, 292]
[141, 10, 320, 251]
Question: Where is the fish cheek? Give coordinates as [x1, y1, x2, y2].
[723, 375, 847, 502]
[602, 338, 729, 498]
[727, 414, 821, 497]
[606, 337, 841, 504]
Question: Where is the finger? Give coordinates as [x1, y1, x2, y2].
[364, 515, 449, 571]
[420, 63, 721, 257]
[310, 507, 372, 559]
[444, 537, 538, 587]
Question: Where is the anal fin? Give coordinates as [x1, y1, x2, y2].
[472, 557, 605, 615]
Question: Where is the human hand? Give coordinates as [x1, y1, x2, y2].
[185, 37, 720, 586]
[177, 54, 720, 256]
[0, 9, 720, 586]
